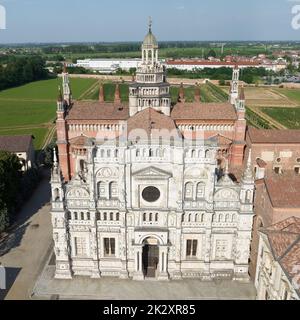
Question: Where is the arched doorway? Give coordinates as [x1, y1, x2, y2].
[142, 237, 159, 278]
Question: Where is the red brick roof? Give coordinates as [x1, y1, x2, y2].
[248, 127, 300, 144]
[167, 60, 260, 67]
[264, 175, 300, 208]
[66, 101, 129, 121]
[171, 102, 237, 121]
[261, 217, 300, 296]
[0, 135, 33, 153]
[127, 108, 181, 139]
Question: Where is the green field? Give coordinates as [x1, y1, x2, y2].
[0, 77, 98, 149]
[81, 82, 228, 104]
[261, 107, 300, 129]
[274, 88, 300, 105]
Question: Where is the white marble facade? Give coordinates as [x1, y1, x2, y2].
[51, 140, 254, 281]
[51, 21, 255, 282]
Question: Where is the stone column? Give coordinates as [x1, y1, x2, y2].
[132, 246, 144, 281]
[157, 245, 169, 281]
[90, 212, 101, 279]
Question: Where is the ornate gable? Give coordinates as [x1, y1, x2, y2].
[133, 166, 172, 180]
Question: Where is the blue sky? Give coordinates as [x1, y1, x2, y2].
[0, 0, 299, 43]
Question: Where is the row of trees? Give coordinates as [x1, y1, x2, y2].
[0, 151, 40, 233]
[0, 56, 49, 91]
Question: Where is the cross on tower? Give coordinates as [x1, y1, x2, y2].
[149, 16, 152, 32]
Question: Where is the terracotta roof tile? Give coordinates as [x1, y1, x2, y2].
[127, 108, 181, 139]
[261, 217, 300, 295]
[66, 101, 129, 121]
[248, 126, 300, 144]
[171, 102, 237, 121]
[264, 176, 300, 208]
[0, 135, 33, 153]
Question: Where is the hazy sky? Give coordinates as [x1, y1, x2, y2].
[0, 0, 300, 43]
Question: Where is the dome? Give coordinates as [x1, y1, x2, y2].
[143, 29, 158, 48]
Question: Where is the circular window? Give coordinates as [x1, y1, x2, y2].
[142, 186, 160, 203]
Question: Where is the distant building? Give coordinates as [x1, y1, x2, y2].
[166, 60, 260, 71]
[166, 59, 287, 73]
[0, 135, 35, 171]
[255, 217, 300, 300]
[76, 59, 141, 73]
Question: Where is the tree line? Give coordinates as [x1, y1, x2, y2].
[0, 151, 40, 233]
[0, 56, 49, 91]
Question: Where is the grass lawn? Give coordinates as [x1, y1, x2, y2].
[261, 107, 300, 129]
[82, 82, 223, 104]
[0, 78, 97, 101]
[0, 127, 49, 150]
[274, 88, 300, 104]
[0, 77, 98, 148]
[0, 100, 56, 127]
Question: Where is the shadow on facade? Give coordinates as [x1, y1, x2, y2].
[0, 267, 21, 300]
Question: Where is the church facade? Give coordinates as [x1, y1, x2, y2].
[51, 22, 255, 281]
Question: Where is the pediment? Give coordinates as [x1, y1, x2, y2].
[133, 166, 172, 179]
[208, 134, 233, 146]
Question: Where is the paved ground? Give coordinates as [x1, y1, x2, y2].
[0, 172, 53, 300]
[33, 258, 256, 300]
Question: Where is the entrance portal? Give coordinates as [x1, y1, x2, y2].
[142, 238, 159, 278]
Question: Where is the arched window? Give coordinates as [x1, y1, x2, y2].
[103, 212, 107, 221]
[81, 212, 85, 220]
[155, 213, 158, 222]
[246, 190, 252, 203]
[149, 213, 153, 221]
[116, 212, 120, 221]
[107, 150, 111, 157]
[110, 212, 114, 221]
[87, 212, 90, 220]
[74, 212, 78, 220]
[212, 214, 217, 222]
[188, 214, 192, 223]
[143, 213, 147, 222]
[100, 149, 105, 158]
[53, 188, 60, 201]
[109, 182, 118, 199]
[205, 150, 210, 158]
[97, 181, 106, 199]
[196, 183, 205, 199]
[191, 150, 196, 158]
[79, 160, 85, 172]
[225, 214, 231, 223]
[96, 212, 101, 221]
[182, 214, 185, 223]
[185, 182, 194, 199]
[115, 149, 118, 158]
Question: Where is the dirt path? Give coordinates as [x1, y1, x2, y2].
[0, 173, 52, 300]
[248, 105, 287, 129]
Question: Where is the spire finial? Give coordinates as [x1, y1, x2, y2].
[53, 147, 58, 167]
[57, 86, 62, 101]
[149, 16, 152, 32]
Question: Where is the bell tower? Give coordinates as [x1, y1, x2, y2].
[129, 18, 171, 117]
[230, 64, 240, 105]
